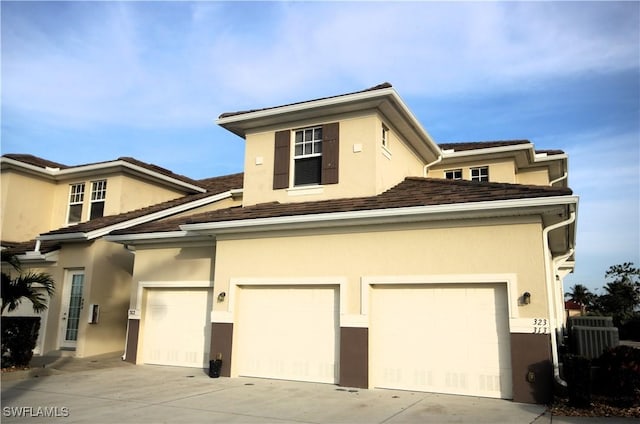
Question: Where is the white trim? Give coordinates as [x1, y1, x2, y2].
[286, 185, 324, 197]
[361, 274, 520, 320]
[220, 277, 348, 323]
[181, 196, 578, 235]
[340, 314, 368, 328]
[135, 280, 214, 311]
[0, 157, 206, 193]
[41, 190, 233, 242]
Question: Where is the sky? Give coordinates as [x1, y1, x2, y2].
[1, 1, 639, 293]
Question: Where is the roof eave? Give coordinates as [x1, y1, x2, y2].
[216, 87, 441, 161]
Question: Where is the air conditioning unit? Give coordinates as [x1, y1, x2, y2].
[568, 316, 614, 328]
[571, 325, 619, 359]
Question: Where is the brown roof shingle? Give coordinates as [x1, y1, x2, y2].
[218, 82, 393, 119]
[2, 154, 70, 169]
[112, 177, 573, 235]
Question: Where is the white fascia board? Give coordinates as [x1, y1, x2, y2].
[38, 191, 233, 242]
[105, 231, 190, 244]
[181, 195, 579, 235]
[1, 157, 206, 193]
[442, 143, 532, 159]
[16, 250, 59, 265]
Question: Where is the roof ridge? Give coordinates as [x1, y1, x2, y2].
[218, 82, 393, 119]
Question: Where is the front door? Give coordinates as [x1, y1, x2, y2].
[59, 270, 84, 349]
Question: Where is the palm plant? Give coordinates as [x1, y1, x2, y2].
[1, 252, 55, 314]
[564, 283, 595, 310]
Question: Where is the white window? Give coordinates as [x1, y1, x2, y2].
[67, 183, 85, 224]
[293, 126, 323, 186]
[445, 169, 463, 180]
[90, 180, 107, 220]
[382, 124, 389, 149]
[471, 166, 489, 182]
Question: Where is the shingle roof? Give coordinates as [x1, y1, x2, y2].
[2, 154, 70, 169]
[438, 141, 565, 155]
[112, 177, 573, 235]
[1, 239, 61, 256]
[40, 172, 244, 237]
[1, 154, 205, 189]
[218, 82, 393, 119]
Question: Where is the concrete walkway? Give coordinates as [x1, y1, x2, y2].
[1, 354, 636, 423]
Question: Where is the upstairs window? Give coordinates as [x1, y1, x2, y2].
[382, 124, 389, 149]
[67, 183, 85, 224]
[445, 169, 463, 180]
[471, 166, 489, 182]
[294, 127, 323, 186]
[90, 180, 107, 220]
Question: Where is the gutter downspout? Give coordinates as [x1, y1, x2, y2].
[542, 209, 576, 387]
[34, 239, 42, 253]
[550, 172, 568, 186]
[553, 247, 575, 335]
[423, 154, 443, 177]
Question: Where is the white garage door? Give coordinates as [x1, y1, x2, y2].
[236, 286, 338, 384]
[143, 288, 211, 368]
[371, 284, 512, 399]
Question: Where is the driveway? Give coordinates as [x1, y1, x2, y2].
[0, 355, 634, 423]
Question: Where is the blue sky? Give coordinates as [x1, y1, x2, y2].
[1, 1, 638, 293]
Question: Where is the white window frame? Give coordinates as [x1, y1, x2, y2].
[292, 126, 323, 187]
[445, 169, 463, 180]
[89, 179, 107, 220]
[67, 183, 85, 225]
[471, 166, 489, 182]
[381, 124, 389, 149]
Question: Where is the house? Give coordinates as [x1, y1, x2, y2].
[565, 300, 585, 319]
[105, 83, 578, 404]
[1, 154, 243, 357]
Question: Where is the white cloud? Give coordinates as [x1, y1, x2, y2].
[2, 1, 638, 130]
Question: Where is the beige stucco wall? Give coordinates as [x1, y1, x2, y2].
[213, 216, 549, 320]
[20, 240, 133, 357]
[130, 244, 215, 287]
[242, 111, 427, 206]
[517, 167, 550, 186]
[1, 171, 57, 242]
[430, 158, 517, 184]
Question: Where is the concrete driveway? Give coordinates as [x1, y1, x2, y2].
[0, 355, 634, 423]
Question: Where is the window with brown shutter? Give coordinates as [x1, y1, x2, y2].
[273, 130, 290, 189]
[321, 122, 339, 185]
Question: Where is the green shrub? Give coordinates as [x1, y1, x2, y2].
[593, 345, 640, 407]
[1, 317, 41, 368]
[563, 354, 592, 408]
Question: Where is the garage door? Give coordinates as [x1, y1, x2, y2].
[371, 284, 512, 399]
[235, 286, 338, 384]
[143, 288, 211, 368]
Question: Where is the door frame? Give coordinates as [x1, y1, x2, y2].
[58, 269, 85, 350]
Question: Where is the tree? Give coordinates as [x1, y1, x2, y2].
[592, 262, 640, 326]
[565, 283, 595, 310]
[1, 252, 55, 314]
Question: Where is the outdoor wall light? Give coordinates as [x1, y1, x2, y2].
[522, 292, 531, 305]
[217, 292, 226, 302]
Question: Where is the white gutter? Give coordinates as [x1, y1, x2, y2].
[38, 191, 234, 242]
[542, 209, 576, 387]
[550, 172, 568, 186]
[423, 155, 442, 177]
[0, 157, 206, 193]
[181, 195, 578, 234]
[553, 248, 575, 333]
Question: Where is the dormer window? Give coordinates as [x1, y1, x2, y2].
[67, 183, 85, 224]
[445, 169, 462, 180]
[471, 166, 489, 182]
[294, 127, 323, 186]
[273, 122, 340, 190]
[90, 179, 107, 220]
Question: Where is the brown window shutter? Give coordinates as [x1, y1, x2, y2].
[273, 130, 291, 189]
[321, 122, 339, 185]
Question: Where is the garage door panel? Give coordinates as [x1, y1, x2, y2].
[371, 284, 512, 399]
[236, 286, 338, 384]
[143, 289, 211, 368]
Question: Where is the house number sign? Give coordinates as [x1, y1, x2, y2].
[532, 318, 549, 334]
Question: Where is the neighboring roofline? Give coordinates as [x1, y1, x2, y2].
[108, 195, 578, 243]
[216, 83, 442, 162]
[38, 190, 235, 242]
[0, 156, 206, 194]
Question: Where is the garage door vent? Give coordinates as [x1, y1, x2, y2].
[571, 325, 619, 360]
